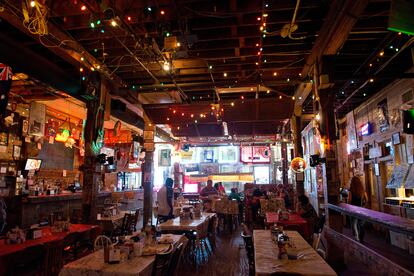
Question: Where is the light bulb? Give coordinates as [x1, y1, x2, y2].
[163, 61, 170, 71]
[111, 20, 117, 27]
[30, 1, 35, 7]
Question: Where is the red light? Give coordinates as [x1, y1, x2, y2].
[181, 113, 185, 116]
[81, 5, 86, 11]
[241, 96, 244, 100]
[257, 17, 261, 21]
[127, 16, 132, 21]
[160, 10, 165, 15]
[173, 110, 176, 114]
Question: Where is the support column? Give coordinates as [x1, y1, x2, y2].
[82, 72, 107, 223]
[281, 142, 289, 184]
[317, 56, 341, 230]
[142, 122, 155, 226]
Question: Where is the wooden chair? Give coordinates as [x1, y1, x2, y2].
[94, 235, 113, 251]
[241, 232, 255, 275]
[62, 232, 81, 263]
[132, 208, 141, 232]
[113, 213, 135, 236]
[45, 240, 63, 276]
[167, 243, 184, 276]
[207, 215, 218, 251]
[11, 244, 46, 275]
[151, 247, 173, 276]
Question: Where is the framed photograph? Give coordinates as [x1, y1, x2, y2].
[13, 145, 21, 159]
[158, 149, 171, 167]
[392, 132, 401, 145]
[0, 132, 8, 146]
[203, 150, 214, 162]
[374, 163, 380, 176]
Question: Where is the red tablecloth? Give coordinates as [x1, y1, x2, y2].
[0, 224, 97, 258]
[265, 212, 311, 239]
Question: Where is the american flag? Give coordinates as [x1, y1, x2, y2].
[0, 63, 12, 81]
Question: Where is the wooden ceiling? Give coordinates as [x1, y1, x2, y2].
[0, 0, 413, 137]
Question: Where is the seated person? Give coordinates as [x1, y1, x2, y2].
[228, 188, 241, 202]
[250, 188, 263, 221]
[297, 194, 319, 233]
[214, 182, 226, 195]
[157, 178, 174, 222]
[200, 180, 218, 199]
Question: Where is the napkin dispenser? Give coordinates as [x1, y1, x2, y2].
[104, 245, 121, 264]
[28, 228, 43, 239]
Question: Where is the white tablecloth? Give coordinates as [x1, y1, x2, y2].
[253, 230, 337, 276]
[159, 212, 215, 232]
[59, 234, 185, 276]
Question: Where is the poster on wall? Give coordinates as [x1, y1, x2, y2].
[404, 165, 414, 188]
[28, 102, 46, 136]
[346, 111, 358, 151]
[386, 164, 409, 188]
[377, 99, 390, 133]
[158, 149, 171, 167]
[200, 163, 219, 175]
[219, 146, 237, 163]
[240, 146, 270, 163]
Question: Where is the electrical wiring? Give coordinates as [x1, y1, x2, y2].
[21, 0, 48, 36]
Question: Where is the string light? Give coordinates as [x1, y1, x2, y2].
[223, 72, 228, 77]
[273, 72, 277, 76]
[255, 43, 259, 47]
[181, 113, 185, 116]
[79, 68, 84, 72]
[369, 63, 373, 67]
[80, 5, 86, 11]
[209, 65, 213, 70]
[160, 10, 165, 15]
[111, 19, 117, 27]
[173, 110, 176, 114]
[369, 78, 374, 83]
[90, 22, 95, 28]
[292, 96, 295, 100]
[30, 1, 35, 7]
[80, 57, 84, 61]
[363, 93, 367, 97]
[279, 95, 282, 99]
[127, 16, 132, 21]
[379, 51, 384, 56]
[241, 96, 244, 100]
[315, 113, 320, 121]
[257, 17, 261, 21]
[266, 90, 270, 94]
[191, 114, 194, 118]
[176, 42, 181, 47]
[167, 117, 170, 121]
[231, 102, 235, 107]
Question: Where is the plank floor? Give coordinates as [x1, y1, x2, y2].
[177, 229, 250, 276]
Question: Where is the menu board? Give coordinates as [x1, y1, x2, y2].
[240, 146, 270, 163]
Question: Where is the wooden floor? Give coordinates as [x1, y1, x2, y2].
[177, 229, 250, 276]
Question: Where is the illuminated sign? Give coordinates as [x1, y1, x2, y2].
[360, 122, 372, 136]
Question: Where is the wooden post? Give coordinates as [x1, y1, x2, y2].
[281, 142, 289, 184]
[142, 122, 155, 226]
[82, 72, 108, 223]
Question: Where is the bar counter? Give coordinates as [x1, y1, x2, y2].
[5, 190, 143, 228]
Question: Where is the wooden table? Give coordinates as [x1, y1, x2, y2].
[265, 212, 311, 239]
[253, 230, 337, 276]
[159, 212, 215, 233]
[59, 234, 185, 276]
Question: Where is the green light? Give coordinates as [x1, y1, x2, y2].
[101, 29, 105, 33]
[94, 48, 98, 52]
[263, 34, 266, 38]
[132, 85, 136, 89]
[82, 76, 86, 81]
[90, 22, 95, 28]
[166, 32, 170, 37]
[96, 20, 101, 25]
[388, 27, 414, 36]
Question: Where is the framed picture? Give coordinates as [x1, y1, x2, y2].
[158, 149, 171, 167]
[374, 163, 380, 176]
[392, 132, 401, 145]
[203, 150, 214, 162]
[0, 132, 8, 146]
[13, 145, 21, 159]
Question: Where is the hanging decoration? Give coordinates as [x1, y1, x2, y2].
[22, 0, 48, 35]
[0, 63, 12, 120]
[290, 157, 306, 173]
